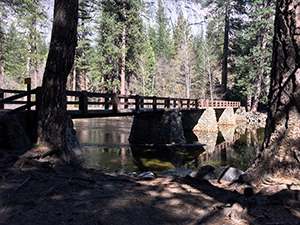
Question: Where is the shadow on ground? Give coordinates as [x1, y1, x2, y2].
[0, 150, 299, 225]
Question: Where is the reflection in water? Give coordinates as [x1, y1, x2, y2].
[74, 118, 265, 173]
[194, 131, 218, 154]
[131, 145, 204, 171]
[219, 125, 236, 143]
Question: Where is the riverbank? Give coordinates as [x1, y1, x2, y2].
[0, 149, 299, 225]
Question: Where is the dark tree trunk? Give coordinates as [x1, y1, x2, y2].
[221, 4, 229, 91]
[0, 22, 5, 89]
[0, 53, 4, 89]
[248, 0, 300, 180]
[37, 0, 78, 162]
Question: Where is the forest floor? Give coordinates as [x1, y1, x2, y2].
[0, 150, 299, 225]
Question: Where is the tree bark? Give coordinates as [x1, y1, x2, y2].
[120, 25, 127, 95]
[246, 95, 252, 112]
[248, 0, 300, 180]
[0, 22, 5, 89]
[221, 4, 229, 92]
[28, 16, 39, 88]
[0, 53, 4, 89]
[37, 0, 78, 163]
[251, 30, 268, 112]
[251, 71, 263, 112]
[75, 68, 87, 91]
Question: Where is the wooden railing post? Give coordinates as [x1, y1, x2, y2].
[79, 91, 88, 114]
[140, 96, 144, 109]
[24, 78, 31, 110]
[178, 99, 183, 108]
[173, 99, 177, 108]
[195, 99, 199, 109]
[165, 98, 170, 109]
[0, 89, 4, 109]
[104, 96, 110, 110]
[152, 96, 157, 110]
[124, 97, 128, 109]
[112, 93, 119, 112]
[187, 99, 190, 109]
[135, 95, 140, 111]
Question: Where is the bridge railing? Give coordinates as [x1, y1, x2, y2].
[0, 78, 241, 114]
[0, 78, 35, 112]
[66, 92, 240, 113]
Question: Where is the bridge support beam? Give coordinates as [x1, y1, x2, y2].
[129, 110, 186, 144]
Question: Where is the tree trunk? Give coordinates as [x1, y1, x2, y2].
[247, 0, 300, 180]
[251, 32, 268, 112]
[251, 72, 262, 112]
[37, 0, 78, 163]
[246, 95, 252, 112]
[26, 15, 40, 88]
[0, 22, 5, 89]
[221, 4, 229, 92]
[120, 25, 127, 95]
[75, 68, 87, 91]
[0, 55, 4, 89]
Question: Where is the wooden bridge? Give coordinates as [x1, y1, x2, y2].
[0, 84, 240, 119]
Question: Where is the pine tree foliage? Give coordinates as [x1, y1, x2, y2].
[153, 0, 174, 59]
[72, 0, 95, 91]
[91, 0, 146, 93]
[234, 0, 275, 110]
[1, 0, 47, 88]
[4, 23, 28, 81]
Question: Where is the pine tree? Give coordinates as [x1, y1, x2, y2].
[124, 0, 145, 94]
[72, 0, 95, 91]
[20, 0, 48, 87]
[137, 35, 156, 95]
[155, 0, 174, 59]
[92, 0, 122, 92]
[92, 0, 146, 94]
[172, 13, 196, 98]
[204, 0, 247, 91]
[4, 23, 28, 83]
[193, 34, 218, 100]
[234, 0, 275, 111]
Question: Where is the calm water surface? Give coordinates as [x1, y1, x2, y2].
[74, 118, 264, 173]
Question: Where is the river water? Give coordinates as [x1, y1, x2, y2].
[73, 117, 264, 173]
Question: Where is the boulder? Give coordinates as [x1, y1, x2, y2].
[137, 171, 156, 180]
[218, 167, 244, 183]
[193, 165, 216, 180]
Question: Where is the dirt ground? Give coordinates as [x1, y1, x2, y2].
[0, 150, 299, 225]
